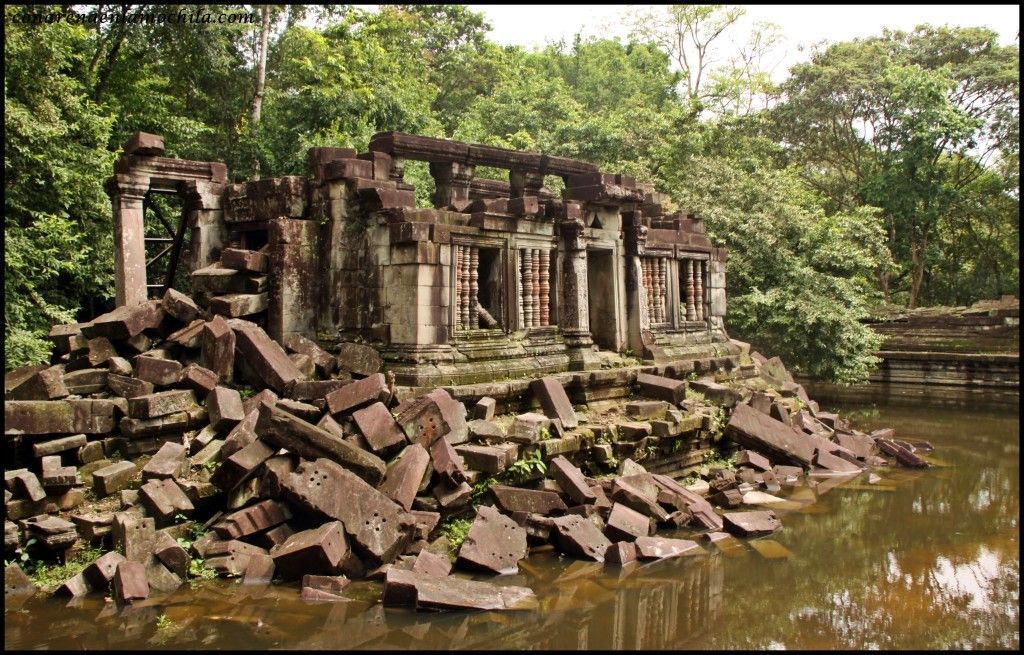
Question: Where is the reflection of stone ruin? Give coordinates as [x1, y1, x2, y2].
[108, 132, 739, 390]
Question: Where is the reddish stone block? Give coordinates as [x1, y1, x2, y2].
[135, 355, 182, 387]
[352, 402, 407, 455]
[270, 521, 349, 580]
[201, 315, 235, 380]
[207, 387, 245, 431]
[325, 374, 389, 417]
[127, 389, 196, 419]
[549, 456, 597, 505]
[634, 536, 702, 560]
[491, 485, 567, 516]
[228, 319, 304, 394]
[549, 514, 612, 562]
[605, 503, 654, 542]
[529, 377, 578, 429]
[213, 499, 292, 540]
[113, 560, 149, 604]
[378, 444, 430, 511]
[456, 505, 528, 575]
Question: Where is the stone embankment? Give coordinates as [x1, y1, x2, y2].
[5, 286, 931, 610]
[866, 296, 1019, 388]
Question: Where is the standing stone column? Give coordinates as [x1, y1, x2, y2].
[522, 249, 535, 328]
[685, 260, 696, 321]
[106, 174, 151, 307]
[430, 161, 474, 209]
[183, 179, 226, 274]
[267, 218, 318, 342]
[539, 249, 550, 327]
[694, 260, 705, 322]
[558, 208, 595, 362]
[469, 246, 479, 329]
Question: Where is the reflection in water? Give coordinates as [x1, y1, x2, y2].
[4, 391, 1018, 650]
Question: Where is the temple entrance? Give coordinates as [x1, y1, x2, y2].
[587, 248, 618, 351]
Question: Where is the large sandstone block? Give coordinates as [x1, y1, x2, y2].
[456, 505, 528, 575]
[636, 372, 687, 405]
[213, 499, 291, 540]
[378, 444, 430, 511]
[270, 521, 349, 580]
[127, 389, 196, 419]
[255, 401, 386, 485]
[325, 374, 390, 417]
[549, 456, 596, 505]
[491, 485, 567, 516]
[281, 458, 412, 565]
[382, 568, 537, 611]
[529, 377, 578, 429]
[201, 316, 235, 380]
[5, 400, 75, 435]
[81, 301, 163, 340]
[549, 514, 612, 562]
[725, 404, 815, 467]
[352, 402, 407, 455]
[228, 319, 304, 394]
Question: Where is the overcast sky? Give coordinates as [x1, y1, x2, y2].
[467, 4, 1020, 79]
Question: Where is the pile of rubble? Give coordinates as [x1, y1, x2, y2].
[4, 287, 931, 610]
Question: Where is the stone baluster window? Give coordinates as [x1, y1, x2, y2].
[519, 247, 553, 328]
[641, 256, 669, 325]
[455, 244, 503, 331]
[679, 258, 708, 323]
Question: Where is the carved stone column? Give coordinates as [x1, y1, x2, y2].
[685, 260, 696, 321]
[430, 161, 474, 209]
[183, 179, 226, 274]
[694, 260, 705, 322]
[539, 249, 550, 327]
[558, 211, 594, 351]
[106, 174, 151, 306]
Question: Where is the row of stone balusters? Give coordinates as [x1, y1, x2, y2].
[519, 248, 551, 328]
[683, 259, 705, 321]
[454, 245, 479, 330]
[642, 256, 669, 324]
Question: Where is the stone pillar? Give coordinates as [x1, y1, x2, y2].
[685, 260, 696, 321]
[539, 248, 550, 327]
[522, 249, 534, 328]
[267, 218, 318, 342]
[708, 248, 727, 320]
[558, 209, 595, 357]
[429, 161, 474, 209]
[509, 170, 544, 199]
[694, 260, 705, 322]
[469, 246, 479, 329]
[622, 212, 650, 356]
[183, 179, 226, 274]
[106, 174, 151, 307]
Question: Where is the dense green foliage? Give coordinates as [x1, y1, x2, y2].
[4, 5, 1018, 381]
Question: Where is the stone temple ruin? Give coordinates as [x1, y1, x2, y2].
[108, 131, 739, 391]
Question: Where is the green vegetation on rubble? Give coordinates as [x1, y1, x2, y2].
[8, 544, 105, 594]
[4, 5, 1017, 381]
[438, 517, 473, 560]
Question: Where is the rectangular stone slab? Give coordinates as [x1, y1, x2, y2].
[378, 444, 431, 511]
[281, 458, 411, 565]
[228, 319, 304, 394]
[722, 510, 782, 537]
[255, 401, 386, 485]
[270, 521, 349, 580]
[382, 568, 538, 611]
[93, 461, 138, 496]
[491, 485, 567, 516]
[549, 456, 596, 505]
[214, 499, 292, 540]
[127, 390, 196, 419]
[633, 536, 703, 560]
[5, 400, 75, 435]
[549, 514, 612, 562]
[605, 503, 654, 541]
[201, 316, 235, 380]
[31, 434, 87, 458]
[352, 402, 408, 454]
[141, 441, 189, 481]
[636, 372, 687, 405]
[326, 374, 390, 417]
[456, 505, 528, 575]
[113, 560, 149, 604]
[725, 404, 815, 467]
[529, 377, 578, 429]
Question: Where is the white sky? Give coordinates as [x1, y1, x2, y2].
[469, 4, 1020, 79]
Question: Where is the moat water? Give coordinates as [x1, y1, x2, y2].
[5, 384, 1019, 650]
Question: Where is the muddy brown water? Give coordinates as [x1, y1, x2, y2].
[5, 385, 1019, 650]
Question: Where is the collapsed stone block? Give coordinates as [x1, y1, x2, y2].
[529, 377, 578, 429]
[456, 505, 528, 575]
[271, 521, 349, 580]
[378, 444, 431, 511]
[141, 441, 189, 481]
[636, 372, 687, 405]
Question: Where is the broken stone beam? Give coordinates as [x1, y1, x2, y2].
[456, 505, 528, 575]
[325, 373, 390, 417]
[335, 342, 383, 377]
[83, 551, 127, 589]
[382, 567, 538, 611]
[491, 485, 568, 516]
[207, 387, 245, 431]
[282, 458, 412, 565]
[210, 438, 275, 491]
[119, 406, 205, 438]
[255, 401, 387, 485]
[113, 560, 149, 604]
[549, 456, 597, 505]
[201, 316, 235, 380]
[127, 389, 197, 419]
[6, 366, 69, 401]
[549, 514, 613, 562]
[6, 470, 47, 502]
[529, 377, 578, 429]
[141, 441, 189, 481]
[605, 503, 655, 541]
[395, 393, 452, 447]
[5, 400, 75, 435]
[162, 288, 202, 323]
[210, 293, 269, 318]
[213, 499, 291, 540]
[736, 450, 772, 472]
[92, 461, 137, 496]
[352, 402, 408, 454]
[723, 510, 782, 538]
[134, 355, 183, 387]
[31, 434, 87, 458]
[378, 444, 431, 511]
[636, 373, 687, 405]
[633, 536, 703, 560]
[283, 334, 337, 376]
[610, 476, 670, 522]
[222, 248, 269, 274]
[875, 437, 929, 468]
[139, 478, 194, 523]
[228, 319, 304, 394]
[107, 374, 155, 399]
[270, 521, 350, 581]
[40, 455, 78, 488]
[724, 403, 815, 468]
[81, 301, 163, 340]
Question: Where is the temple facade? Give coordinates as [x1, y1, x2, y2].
[108, 131, 740, 388]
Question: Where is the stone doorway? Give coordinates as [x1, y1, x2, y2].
[587, 248, 619, 351]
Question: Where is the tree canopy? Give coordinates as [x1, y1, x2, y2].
[4, 4, 1018, 381]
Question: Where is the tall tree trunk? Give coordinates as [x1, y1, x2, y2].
[908, 234, 928, 309]
[250, 5, 271, 179]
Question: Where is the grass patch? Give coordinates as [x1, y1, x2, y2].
[438, 517, 473, 561]
[23, 545, 104, 593]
